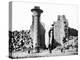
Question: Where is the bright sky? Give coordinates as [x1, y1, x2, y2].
[12, 2, 78, 47]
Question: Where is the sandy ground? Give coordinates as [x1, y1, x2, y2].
[11, 47, 78, 58]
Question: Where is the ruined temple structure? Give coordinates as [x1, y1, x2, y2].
[49, 15, 69, 49]
[54, 15, 68, 45]
[30, 6, 46, 52]
[49, 15, 78, 49]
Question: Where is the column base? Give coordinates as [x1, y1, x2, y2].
[33, 47, 40, 53]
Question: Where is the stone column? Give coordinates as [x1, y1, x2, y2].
[31, 6, 43, 52]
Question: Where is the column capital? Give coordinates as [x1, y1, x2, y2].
[31, 6, 43, 14]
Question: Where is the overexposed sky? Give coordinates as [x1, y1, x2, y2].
[12, 2, 78, 31]
[12, 2, 78, 46]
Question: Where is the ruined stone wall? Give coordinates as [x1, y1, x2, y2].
[54, 15, 68, 46]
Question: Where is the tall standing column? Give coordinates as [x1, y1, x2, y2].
[31, 6, 43, 52]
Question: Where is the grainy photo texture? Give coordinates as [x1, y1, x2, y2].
[9, 1, 78, 59]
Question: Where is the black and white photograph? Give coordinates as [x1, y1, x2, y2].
[9, 1, 78, 59]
